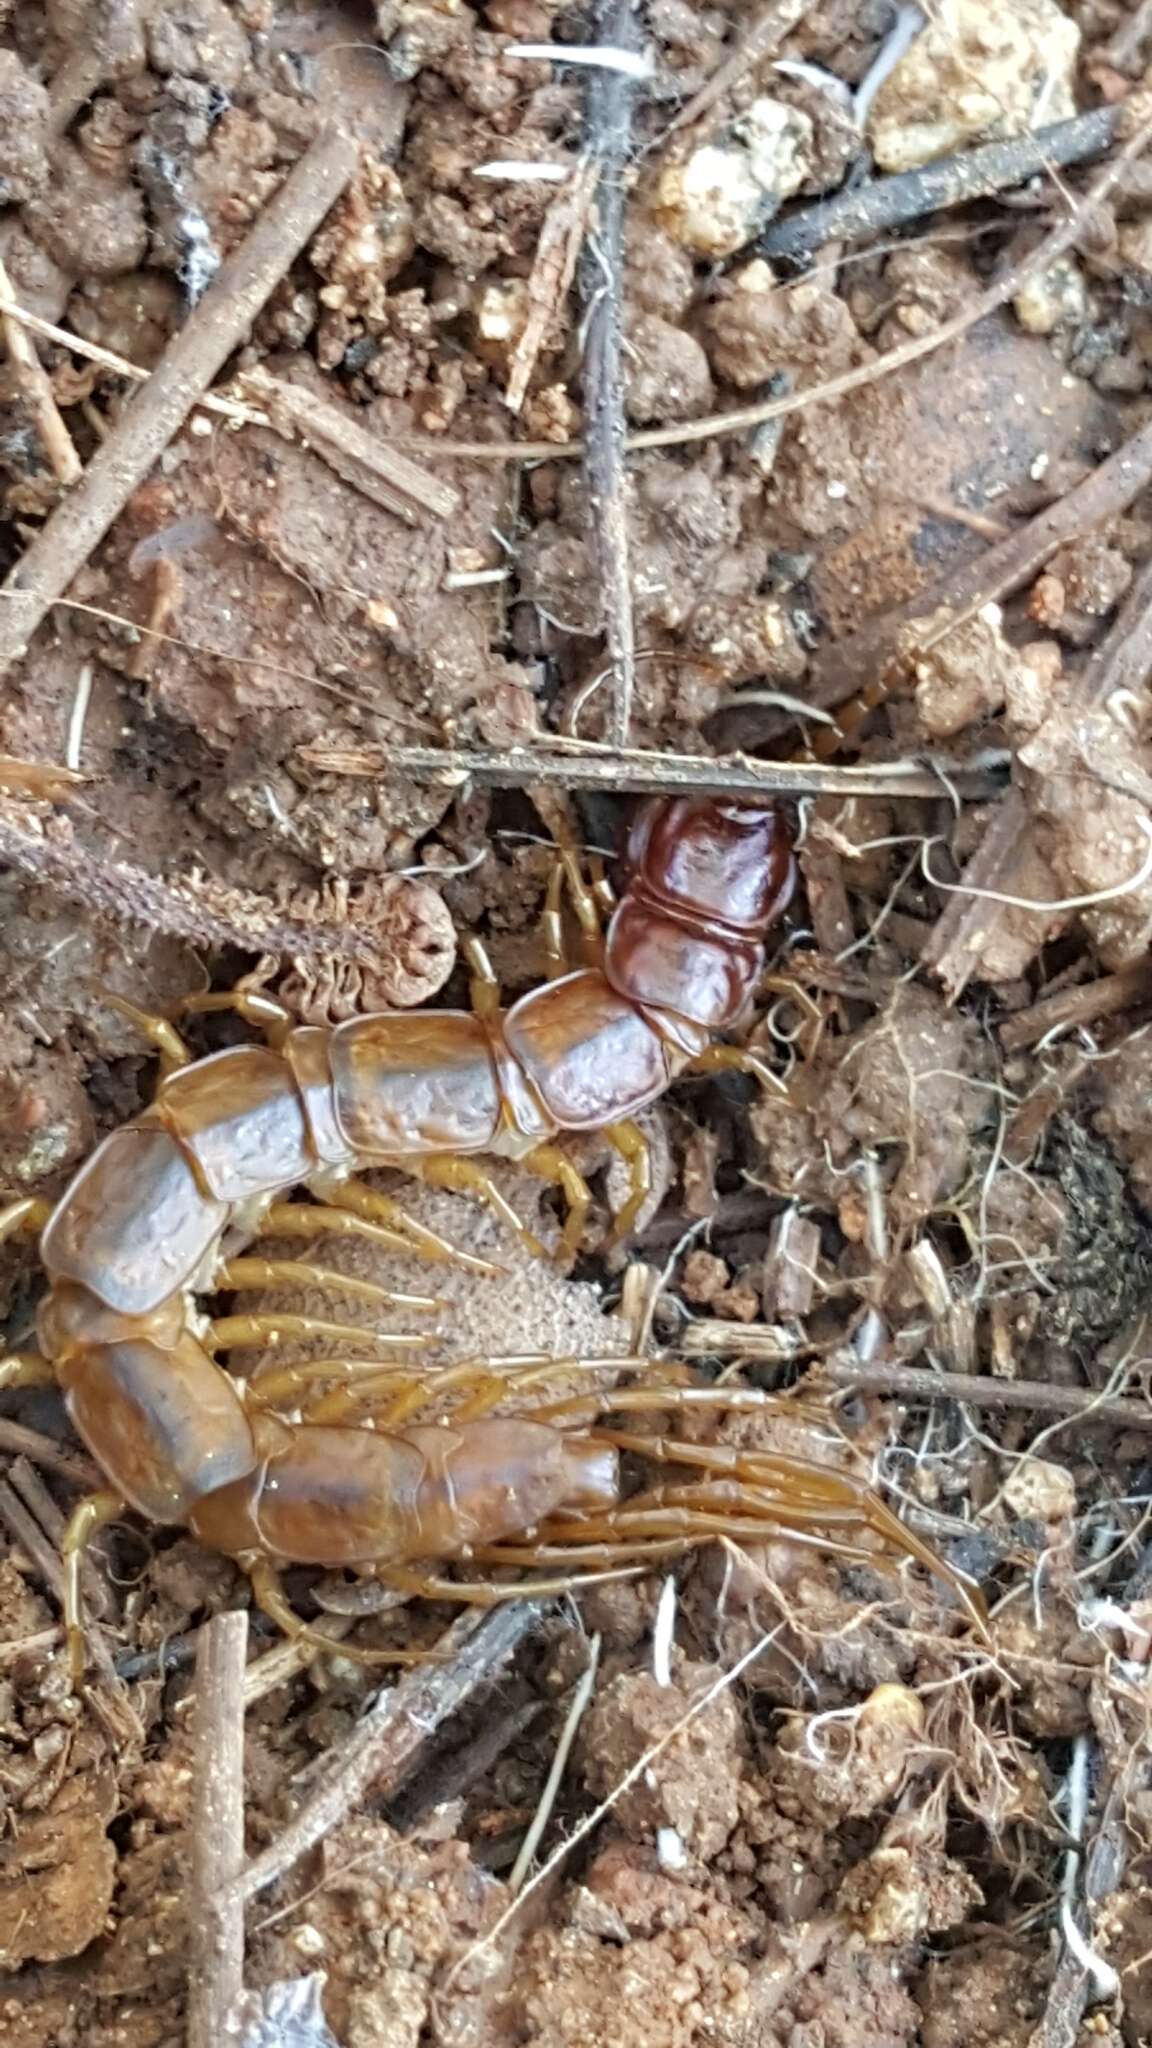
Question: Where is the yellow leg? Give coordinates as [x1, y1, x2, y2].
[207, 1312, 431, 1354]
[175, 988, 293, 1050]
[683, 1043, 787, 1099]
[246, 1557, 426, 1665]
[0, 1352, 56, 1392]
[413, 1154, 548, 1260]
[541, 860, 569, 980]
[461, 934, 501, 1018]
[254, 1201, 415, 1259]
[379, 1561, 644, 1603]
[0, 1196, 52, 1245]
[62, 1489, 123, 1683]
[215, 1256, 442, 1316]
[602, 1119, 653, 1247]
[309, 1173, 502, 1278]
[561, 849, 604, 966]
[521, 1141, 591, 1265]
[95, 991, 191, 1076]
[247, 1358, 413, 1410]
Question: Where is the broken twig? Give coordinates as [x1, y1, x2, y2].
[0, 253, 82, 487]
[188, 1611, 249, 2048]
[760, 107, 1119, 263]
[581, 0, 639, 745]
[238, 367, 460, 525]
[998, 958, 1152, 1052]
[0, 126, 360, 684]
[299, 739, 1005, 802]
[231, 1601, 542, 1906]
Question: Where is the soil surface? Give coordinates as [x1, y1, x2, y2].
[4, 2, 1152, 2045]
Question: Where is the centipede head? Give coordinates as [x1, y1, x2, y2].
[624, 796, 796, 939]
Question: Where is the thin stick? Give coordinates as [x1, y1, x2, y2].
[0, 254, 82, 486]
[816, 1356, 1152, 1429]
[999, 958, 1152, 1052]
[924, 550, 1152, 995]
[509, 1633, 601, 1893]
[187, 1611, 249, 2048]
[297, 739, 1005, 803]
[809, 408, 1152, 715]
[759, 108, 1119, 262]
[582, 0, 638, 746]
[0, 1415, 98, 1485]
[449, 1624, 783, 1986]
[230, 1601, 542, 1906]
[238, 367, 460, 524]
[653, 0, 809, 149]
[391, 106, 1152, 463]
[0, 126, 360, 684]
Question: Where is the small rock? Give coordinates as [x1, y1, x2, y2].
[1014, 253, 1089, 336]
[650, 98, 814, 258]
[0, 51, 51, 206]
[625, 313, 714, 424]
[1003, 1455, 1076, 1524]
[867, 0, 1079, 173]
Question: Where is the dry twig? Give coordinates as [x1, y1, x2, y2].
[581, 0, 639, 745]
[0, 1475, 138, 1726]
[652, 0, 810, 149]
[232, 1601, 542, 1906]
[817, 1356, 1152, 1429]
[0, 126, 360, 684]
[0, 1415, 98, 1485]
[187, 1611, 250, 2048]
[299, 739, 1005, 802]
[998, 959, 1152, 1052]
[924, 551, 1152, 995]
[759, 108, 1120, 262]
[0, 253, 81, 487]
[237, 367, 460, 525]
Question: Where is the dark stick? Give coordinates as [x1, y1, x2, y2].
[759, 108, 1119, 263]
[0, 126, 360, 684]
[230, 1601, 543, 1906]
[298, 738, 1005, 803]
[998, 958, 1152, 1052]
[187, 1611, 249, 2048]
[582, 8, 639, 747]
[0, 1414, 98, 1485]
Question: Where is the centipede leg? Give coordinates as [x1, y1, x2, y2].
[412, 1155, 549, 1260]
[309, 1173, 502, 1278]
[0, 1352, 56, 1391]
[541, 860, 569, 980]
[253, 1201, 415, 1260]
[682, 1043, 787, 1099]
[215, 1256, 443, 1316]
[207, 1311, 432, 1355]
[601, 1119, 654, 1246]
[94, 991, 193, 1076]
[521, 1142, 592, 1265]
[246, 1557, 427, 1666]
[0, 1196, 52, 1244]
[174, 988, 293, 1051]
[377, 1562, 645, 1603]
[61, 1489, 122, 1683]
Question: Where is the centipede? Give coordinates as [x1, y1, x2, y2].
[0, 793, 985, 1671]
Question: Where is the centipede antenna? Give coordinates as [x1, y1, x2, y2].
[215, 1257, 444, 1315]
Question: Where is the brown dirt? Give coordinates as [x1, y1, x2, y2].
[5, 3, 1152, 2046]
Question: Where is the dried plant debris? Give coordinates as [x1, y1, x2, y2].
[7, 2, 1152, 2045]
